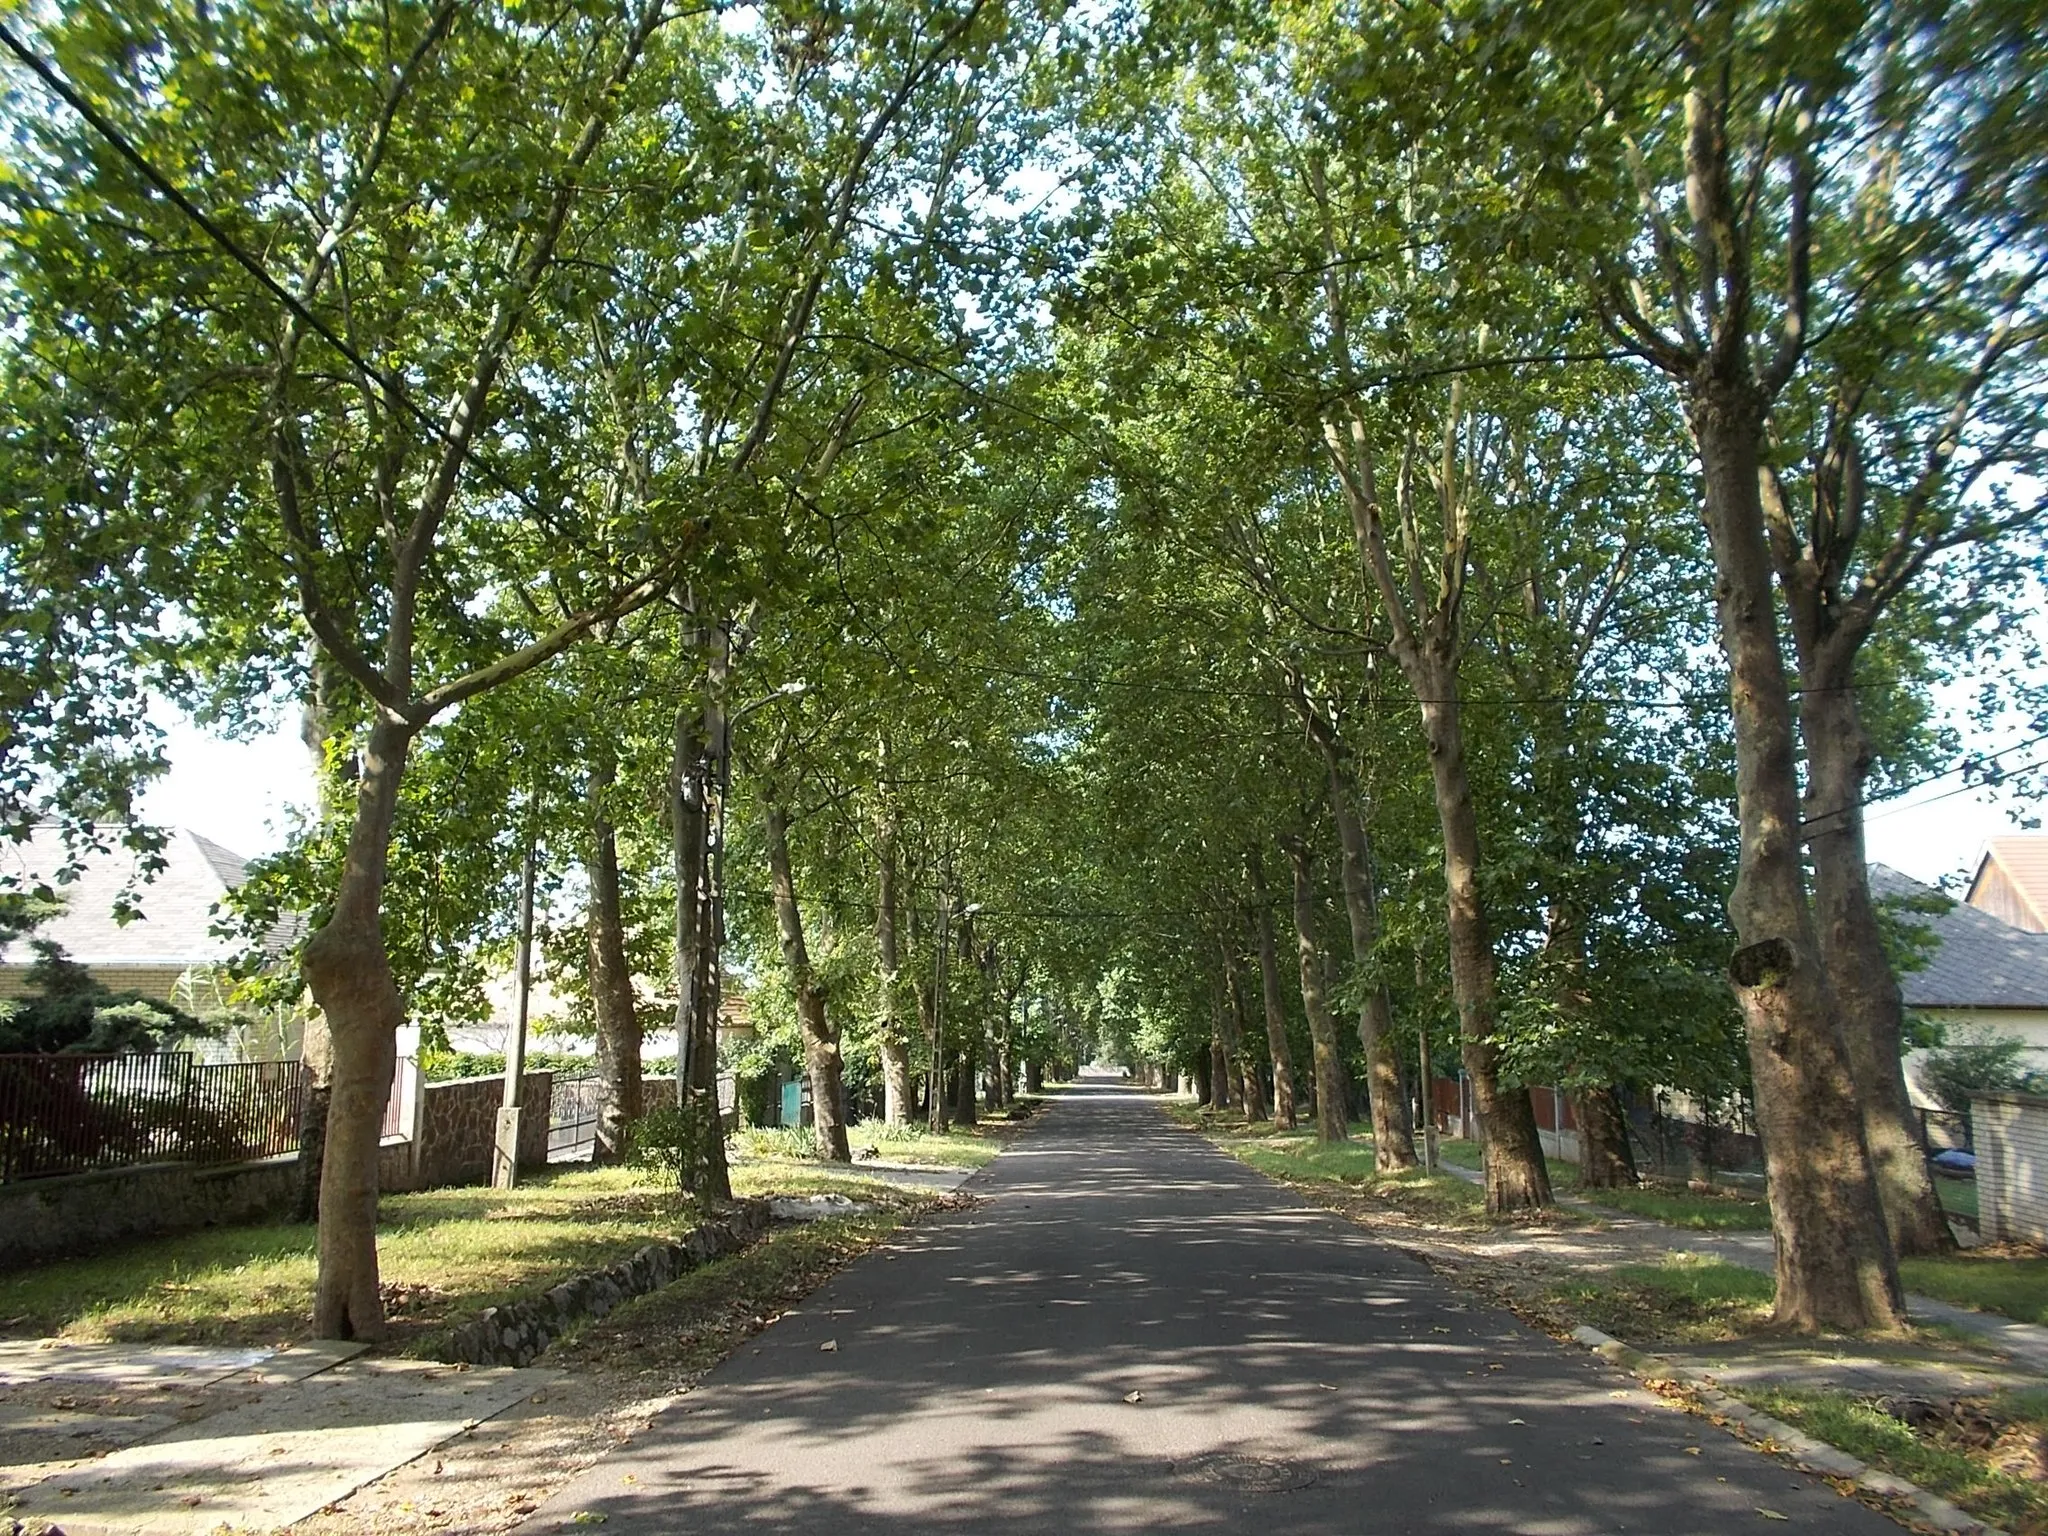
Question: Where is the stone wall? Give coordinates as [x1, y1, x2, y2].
[1973, 1089, 2048, 1244]
[0, 1138, 409, 1269]
[413, 1071, 553, 1189]
[0, 1069, 555, 1266]
[438, 1200, 769, 1366]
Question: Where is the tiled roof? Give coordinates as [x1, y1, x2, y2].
[0, 826, 251, 970]
[1872, 864, 2048, 1010]
[1971, 836, 2048, 930]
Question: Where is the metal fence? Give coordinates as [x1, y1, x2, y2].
[0, 1052, 307, 1182]
[548, 1074, 600, 1163]
[0, 1054, 415, 1183]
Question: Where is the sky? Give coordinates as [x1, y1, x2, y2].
[139, 690, 2041, 894]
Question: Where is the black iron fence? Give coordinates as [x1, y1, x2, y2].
[548, 1074, 600, 1163]
[0, 1052, 311, 1182]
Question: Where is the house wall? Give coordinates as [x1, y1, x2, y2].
[0, 963, 190, 1005]
[1904, 1008, 2048, 1109]
[1972, 1089, 2048, 1244]
[1970, 862, 2047, 934]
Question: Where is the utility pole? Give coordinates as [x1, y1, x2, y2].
[493, 818, 539, 1189]
[930, 891, 951, 1132]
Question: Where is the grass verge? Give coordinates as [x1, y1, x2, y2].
[0, 1161, 945, 1353]
[733, 1115, 1015, 1169]
[1546, 1253, 1775, 1345]
[1901, 1249, 2048, 1327]
[1734, 1385, 2048, 1534]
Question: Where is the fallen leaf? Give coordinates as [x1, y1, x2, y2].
[1756, 1511, 1787, 1521]
[1122, 1390, 1144, 1404]
[1509, 1418, 1526, 1426]
[1317, 1383, 1337, 1391]
[570, 1514, 609, 1526]
[1684, 1447, 1700, 1456]
[820, 1340, 839, 1353]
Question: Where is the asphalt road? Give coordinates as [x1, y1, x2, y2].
[526, 1083, 1900, 1534]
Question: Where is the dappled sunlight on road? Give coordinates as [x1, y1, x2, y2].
[521, 1084, 1896, 1535]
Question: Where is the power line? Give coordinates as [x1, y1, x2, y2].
[1803, 729, 2048, 833]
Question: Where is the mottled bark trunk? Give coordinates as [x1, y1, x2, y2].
[1573, 1086, 1636, 1189]
[293, 664, 351, 1223]
[763, 802, 850, 1163]
[1802, 674, 1952, 1255]
[874, 818, 911, 1126]
[1415, 668, 1550, 1212]
[1248, 853, 1298, 1130]
[1285, 838, 1351, 1143]
[1024, 1058, 1042, 1093]
[1692, 386, 1903, 1330]
[955, 1045, 978, 1126]
[1225, 950, 1265, 1120]
[587, 756, 641, 1163]
[300, 716, 413, 1341]
[1324, 759, 1415, 1169]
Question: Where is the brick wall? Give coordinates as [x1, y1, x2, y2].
[1972, 1089, 2048, 1244]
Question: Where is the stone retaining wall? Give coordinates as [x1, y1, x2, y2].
[0, 1138, 415, 1269]
[437, 1200, 771, 1366]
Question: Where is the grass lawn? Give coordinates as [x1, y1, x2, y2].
[1176, 1113, 1494, 1227]
[0, 1160, 940, 1354]
[733, 1116, 1012, 1170]
[1547, 1253, 1776, 1345]
[1900, 1250, 2048, 1327]
[1736, 1385, 2048, 1534]
[1427, 1137, 1774, 1230]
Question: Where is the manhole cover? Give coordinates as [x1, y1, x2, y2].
[1175, 1453, 1317, 1492]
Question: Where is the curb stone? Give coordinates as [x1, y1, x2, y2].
[1568, 1324, 2005, 1536]
[437, 1199, 772, 1368]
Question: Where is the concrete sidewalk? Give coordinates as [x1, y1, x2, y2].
[0, 1337, 552, 1534]
[522, 1085, 1901, 1535]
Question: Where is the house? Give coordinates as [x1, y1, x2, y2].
[0, 826, 256, 1007]
[1967, 836, 2048, 934]
[1871, 864, 2048, 1100]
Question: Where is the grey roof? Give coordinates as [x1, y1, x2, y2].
[1871, 864, 2048, 1011]
[0, 826, 251, 970]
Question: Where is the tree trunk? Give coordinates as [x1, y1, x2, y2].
[1573, 1086, 1636, 1189]
[955, 1045, 978, 1126]
[1801, 671, 1953, 1255]
[587, 755, 641, 1163]
[300, 716, 413, 1341]
[293, 661, 353, 1224]
[1224, 948, 1265, 1119]
[1414, 661, 1551, 1212]
[1692, 386, 1904, 1330]
[763, 801, 850, 1163]
[1323, 758, 1416, 1170]
[1247, 852, 1298, 1130]
[1025, 1058, 1042, 1093]
[874, 816, 911, 1126]
[1284, 838, 1350, 1143]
